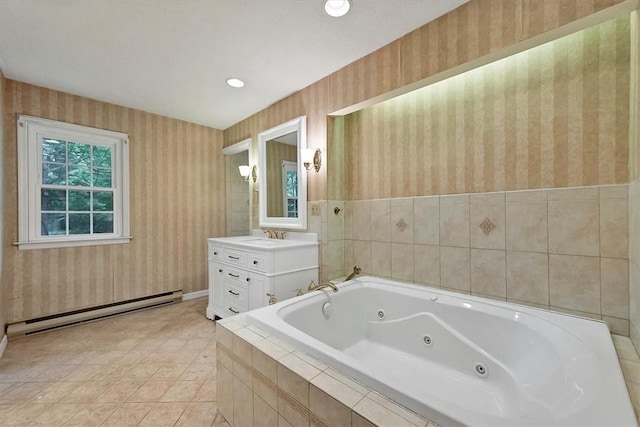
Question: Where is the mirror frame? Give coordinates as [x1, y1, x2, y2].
[258, 116, 307, 229]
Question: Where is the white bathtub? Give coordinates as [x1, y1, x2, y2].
[247, 276, 637, 427]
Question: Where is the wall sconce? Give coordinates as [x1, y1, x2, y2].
[301, 148, 322, 172]
[238, 165, 250, 181]
[239, 165, 258, 183]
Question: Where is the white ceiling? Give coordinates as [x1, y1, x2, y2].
[0, 0, 467, 130]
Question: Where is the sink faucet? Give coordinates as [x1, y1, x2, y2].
[308, 280, 338, 293]
[345, 265, 361, 281]
[264, 229, 275, 239]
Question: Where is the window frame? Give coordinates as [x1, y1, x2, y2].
[17, 115, 131, 250]
[281, 160, 298, 218]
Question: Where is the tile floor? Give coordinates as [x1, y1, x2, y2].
[0, 298, 228, 426]
[1, 297, 640, 426]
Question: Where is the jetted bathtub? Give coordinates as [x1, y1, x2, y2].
[247, 276, 637, 427]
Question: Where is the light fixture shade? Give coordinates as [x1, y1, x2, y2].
[238, 165, 250, 180]
[324, 0, 351, 17]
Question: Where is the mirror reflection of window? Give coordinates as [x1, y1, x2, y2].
[266, 134, 297, 217]
[282, 160, 298, 218]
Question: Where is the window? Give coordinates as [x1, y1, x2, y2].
[281, 160, 298, 218]
[17, 115, 130, 250]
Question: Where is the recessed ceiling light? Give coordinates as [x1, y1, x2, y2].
[226, 78, 245, 88]
[324, 0, 351, 17]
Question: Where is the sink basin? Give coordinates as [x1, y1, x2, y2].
[239, 238, 303, 247]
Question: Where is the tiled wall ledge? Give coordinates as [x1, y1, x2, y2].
[342, 184, 630, 336]
[216, 316, 438, 427]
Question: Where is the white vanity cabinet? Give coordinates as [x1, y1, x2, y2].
[205, 235, 318, 320]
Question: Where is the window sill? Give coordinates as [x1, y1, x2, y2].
[16, 236, 132, 250]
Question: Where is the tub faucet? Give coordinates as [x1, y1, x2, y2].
[345, 265, 361, 281]
[308, 280, 338, 293]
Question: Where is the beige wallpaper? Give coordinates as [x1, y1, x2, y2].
[266, 141, 297, 217]
[0, 68, 5, 336]
[226, 152, 250, 236]
[343, 17, 630, 200]
[2, 80, 225, 323]
[223, 0, 625, 203]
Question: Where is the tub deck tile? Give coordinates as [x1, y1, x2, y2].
[353, 396, 421, 427]
[367, 390, 431, 427]
[310, 372, 366, 409]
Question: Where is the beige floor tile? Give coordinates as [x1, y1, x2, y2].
[160, 380, 204, 402]
[139, 402, 189, 426]
[193, 380, 217, 402]
[151, 364, 189, 380]
[96, 381, 145, 403]
[175, 401, 218, 426]
[61, 381, 113, 403]
[1, 402, 52, 425]
[63, 402, 119, 426]
[0, 382, 53, 403]
[30, 402, 84, 425]
[180, 363, 216, 381]
[30, 380, 81, 403]
[127, 380, 174, 402]
[101, 402, 154, 426]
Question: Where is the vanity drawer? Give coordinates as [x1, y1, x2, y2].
[224, 282, 249, 311]
[223, 248, 248, 266]
[209, 243, 223, 261]
[222, 267, 249, 285]
[225, 304, 245, 316]
[248, 254, 266, 271]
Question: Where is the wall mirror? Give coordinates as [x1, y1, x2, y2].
[222, 138, 252, 236]
[258, 116, 307, 229]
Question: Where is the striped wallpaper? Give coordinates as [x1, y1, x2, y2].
[344, 16, 630, 200]
[2, 80, 225, 323]
[223, 0, 626, 203]
[0, 67, 5, 332]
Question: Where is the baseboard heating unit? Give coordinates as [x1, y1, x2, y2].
[6, 290, 183, 339]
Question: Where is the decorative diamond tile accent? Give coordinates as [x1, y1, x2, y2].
[479, 217, 496, 235]
[396, 218, 408, 232]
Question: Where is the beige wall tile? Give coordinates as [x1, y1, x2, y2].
[506, 201, 548, 253]
[505, 189, 547, 203]
[309, 385, 352, 427]
[328, 201, 344, 241]
[601, 258, 630, 319]
[327, 240, 344, 280]
[352, 201, 372, 241]
[254, 394, 278, 427]
[217, 363, 234, 425]
[548, 200, 599, 256]
[604, 316, 630, 336]
[371, 242, 392, 277]
[352, 412, 377, 427]
[440, 194, 470, 247]
[414, 244, 440, 286]
[506, 251, 549, 306]
[470, 249, 506, 298]
[277, 365, 310, 407]
[391, 198, 414, 243]
[549, 254, 601, 314]
[413, 196, 439, 245]
[391, 243, 414, 282]
[548, 187, 599, 201]
[440, 246, 470, 292]
[600, 198, 629, 259]
[371, 200, 391, 242]
[278, 394, 309, 427]
[352, 241, 372, 275]
[344, 202, 353, 240]
[310, 373, 365, 409]
[600, 184, 628, 199]
[352, 396, 416, 427]
[253, 371, 278, 410]
[233, 377, 253, 427]
[344, 239, 354, 276]
[470, 192, 505, 250]
[253, 348, 278, 383]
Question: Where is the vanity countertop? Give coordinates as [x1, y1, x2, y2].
[208, 233, 318, 251]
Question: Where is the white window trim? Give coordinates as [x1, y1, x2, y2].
[17, 115, 131, 250]
[281, 160, 297, 218]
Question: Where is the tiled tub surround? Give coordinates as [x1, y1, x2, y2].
[630, 178, 640, 354]
[342, 184, 630, 335]
[216, 315, 439, 427]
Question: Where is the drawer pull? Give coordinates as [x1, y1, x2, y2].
[213, 251, 218, 255]
[228, 273, 240, 278]
[253, 260, 258, 265]
[228, 290, 240, 296]
[246, 278, 250, 282]
[228, 256, 240, 260]
[228, 307, 239, 314]
[218, 269, 223, 273]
